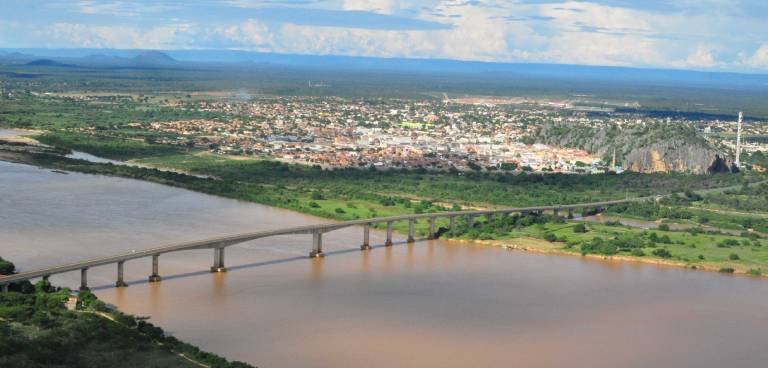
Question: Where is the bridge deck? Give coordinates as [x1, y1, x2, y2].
[0, 198, 643, 286]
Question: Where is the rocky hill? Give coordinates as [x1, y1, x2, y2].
[533, 120, 735, 174]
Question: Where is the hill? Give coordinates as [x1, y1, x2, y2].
[532, 120, 735, 174]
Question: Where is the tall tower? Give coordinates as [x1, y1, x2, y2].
[735, 112, 743, 167]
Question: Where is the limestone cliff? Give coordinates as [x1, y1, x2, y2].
[533, 120, 734, 174]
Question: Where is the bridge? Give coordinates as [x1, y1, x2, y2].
[0, 198, 646, 292]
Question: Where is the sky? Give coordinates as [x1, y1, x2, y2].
[2, 0, 768, 72]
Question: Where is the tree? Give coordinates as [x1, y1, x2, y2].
[573, 223, 587, 233]
[0, 257, 14, 275]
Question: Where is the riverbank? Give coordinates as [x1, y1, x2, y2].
[465, 232, 766, 277]
[3, 129, 767, 279]
[0, 257, 253, 368]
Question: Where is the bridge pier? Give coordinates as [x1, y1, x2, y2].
[309, 231, 325, 258]
[407, 219, 415, 243]
[553, 208, 560, 217]
[487, 213, 494, 224]
[1, 284, 8, 293]
[211, 247, 226, 272]
[428, 218, 436, 239]
[568, 208, 574, 219]
[115, 261, 128, 288]
[385, 221, 393, 246]
[80, 268, 89, 291]
[468, 215, 475, 228]
[148, 255, 161, 282]
[361, 223, 372, 250]
[449, 216, 456, 230]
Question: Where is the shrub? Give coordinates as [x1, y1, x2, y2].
[0, 257, 15, 275]
[308, 201, 320, 208]
[719, 267, 735, 273]
[652, 248, 672, 258]
[729, 253, 740, 260]
[631, 248, 645, 257]
[310, 191, 324, 200]
[573, 223, 587, 233]
[544, 233, 558, 242]
[334, 208, 346, 214]
[747, 268, 763, 276]
[658, 224, 670, 231]
[698, 254, 705, 260]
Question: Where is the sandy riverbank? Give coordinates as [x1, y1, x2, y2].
[460, 237, 766, 278]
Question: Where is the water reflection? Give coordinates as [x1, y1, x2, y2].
[3, 159, 768, 368]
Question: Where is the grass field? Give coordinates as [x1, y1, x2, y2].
[464, 220, 767, 275]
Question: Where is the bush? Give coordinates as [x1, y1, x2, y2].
[0, 257, 15, 275]
[310, 191, 324, 200]
[719, 267, 735, 273]
[334, 207, 346, 214]
[573, 223, 587, 233]
[631, 248, 645, 256]
[718, 239, 740, 248]
[729, 253, 740, 260]
[652, 248, 672, 258]
[747, 268, 762, 276]
[544, 233, 558, 242]
[308, 201, 320, 208]
[478, 233, 494, 240]
[658, 224, 670, 231]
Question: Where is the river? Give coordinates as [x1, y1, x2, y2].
[2, 150, 768, 367]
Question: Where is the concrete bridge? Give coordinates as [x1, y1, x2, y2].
[0, 198, 645, 292]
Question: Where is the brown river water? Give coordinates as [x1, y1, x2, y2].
[2, 156, 768, 367]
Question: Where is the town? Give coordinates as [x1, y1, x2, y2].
[123, 96, 763, 173]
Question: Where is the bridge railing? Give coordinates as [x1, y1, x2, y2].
[0, 197, 645, 291]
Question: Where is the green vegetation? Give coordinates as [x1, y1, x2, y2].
[36, 131, 184, 160]
[444, 213, 768, 274]
[0, 258, 253, 368]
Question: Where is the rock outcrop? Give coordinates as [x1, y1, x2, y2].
[533, 120, 735, 174]
[623, 140, 734, 174]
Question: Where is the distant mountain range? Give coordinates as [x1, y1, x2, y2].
[2, 50, 180, 69]
[2, 48, 768, 90]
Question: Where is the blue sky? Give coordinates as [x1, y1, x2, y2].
[2, 0, 768, 72]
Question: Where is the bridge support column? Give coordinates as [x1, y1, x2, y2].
[385, 221, 393, 246]
[428, 218, 436, 239]
[567, 209, 574, 219]
[1, 284, 8, 293]
[80, 268, 89, 291]
[361, 224, 372, 250]
[449, 216, 456, 230]
[553, 209, 560, 217]
[487, 213, 494, 224]
[148, 255, 161, 282]
[310, 231, 325, 258]
[468, 215, 475, 228]
[407, 219, 416, 243]
[211, 247, 226, 272]
[115, 261, 128, 288]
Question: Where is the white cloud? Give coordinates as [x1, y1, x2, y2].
[747, 44, 768, 68]
[682, 44, 718, 68]
[219, 20, 273, 48]
[49, 22, 193, 49]
[342, 0, 399, 15]
[8, 0, 768, 72]
[75, 1, 176, 17]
